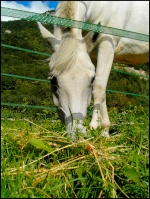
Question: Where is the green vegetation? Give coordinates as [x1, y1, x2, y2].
[1, 19, 149, 198]
[1, 105, 149, 198]
[1, 20, 149, 112]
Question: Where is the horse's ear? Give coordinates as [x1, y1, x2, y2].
[83, 22, 101, 53]
[37, 22, 60, 51]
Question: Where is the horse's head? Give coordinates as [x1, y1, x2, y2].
[38, 22, 95, 140]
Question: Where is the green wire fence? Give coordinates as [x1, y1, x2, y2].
[1, 7, 149, 42]
[1, 43, 50, 57]
[1, 102, 57, 111]
[1, 7, 149, 110]
[1, 44, 149, 79]
[1, 72, 149, 98]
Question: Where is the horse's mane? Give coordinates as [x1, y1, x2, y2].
[50, 33, 79, 76]
[57, 1, 75, 19]
[49, 2, 79, 76]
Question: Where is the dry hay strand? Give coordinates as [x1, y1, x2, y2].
[4, 154, 85, 188]
[79, 137, 130, 198]
[2, 120, 131, 198]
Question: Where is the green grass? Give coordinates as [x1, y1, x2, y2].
[1, 105, 149, 198]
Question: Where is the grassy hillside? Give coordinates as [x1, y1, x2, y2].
[1, 19, 149, 113]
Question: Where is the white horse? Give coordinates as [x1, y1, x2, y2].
[38, 1, 149, 140]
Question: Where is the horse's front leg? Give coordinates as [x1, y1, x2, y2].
[90, 36, 115, 137]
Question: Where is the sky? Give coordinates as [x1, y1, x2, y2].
[1, 1, 59, 21]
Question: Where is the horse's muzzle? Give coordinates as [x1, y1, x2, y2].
[57, 107, 86, 140]
[57, 107, 85, 125]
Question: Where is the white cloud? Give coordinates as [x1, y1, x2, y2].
[1, 1, 53, 21]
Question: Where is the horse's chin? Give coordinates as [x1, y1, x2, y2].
[66, 120, 86, 141]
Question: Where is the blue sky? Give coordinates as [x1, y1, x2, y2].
[15, 1, 59, 9]
[1, 1, 59, 21]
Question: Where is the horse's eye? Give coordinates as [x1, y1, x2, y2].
[50, 76, 59, 93]
[51, 76, 58, 86]
[91, 77, 95, 84]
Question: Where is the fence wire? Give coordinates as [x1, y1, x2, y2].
[1, 7, 149, 42]
[1, 6, 149, 111]
[1, 44, 149, 79]
[1, 72, 149, 98]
